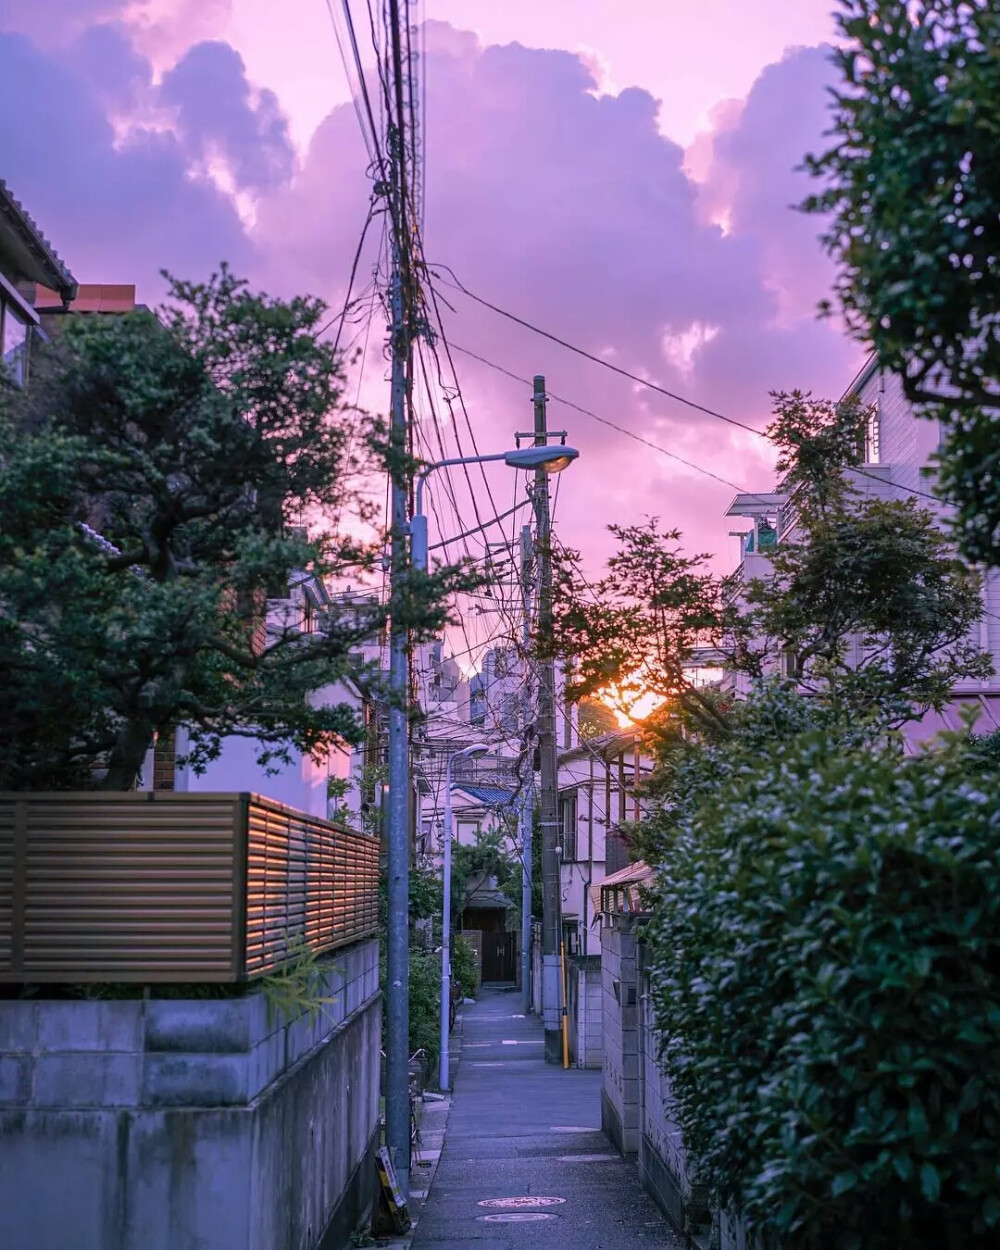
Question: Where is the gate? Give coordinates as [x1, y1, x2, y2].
[481, 931, 516, 982]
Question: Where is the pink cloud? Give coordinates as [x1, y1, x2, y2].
[0, 13, 862, 578]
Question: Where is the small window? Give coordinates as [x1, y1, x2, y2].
[862, 403, 880, 464]
[1, 301, 29, 386]
[560, 793, 578, 861]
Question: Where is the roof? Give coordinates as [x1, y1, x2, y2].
[0, 180, 77, 301]
[724, 492, 787, 519]
[558, 728, 644, 765]
[590, 860, 656, 918]
[454, 783, 517, 808]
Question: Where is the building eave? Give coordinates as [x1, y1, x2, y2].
[0, 181, 77, 302]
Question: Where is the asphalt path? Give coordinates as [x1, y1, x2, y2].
[410, 986, 685, 1249]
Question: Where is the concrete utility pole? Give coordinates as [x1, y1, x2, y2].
[519, 523, 534, 1016]
[532, 375, 563, 1063]
[385, 0, 413, 1201]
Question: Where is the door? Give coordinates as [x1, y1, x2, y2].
[481, 932, 517, 982]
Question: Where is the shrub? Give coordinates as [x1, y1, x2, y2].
[378, 940, 441, 1074]
[452, 935, 479, 999]
[646, 720, 1000, 1250]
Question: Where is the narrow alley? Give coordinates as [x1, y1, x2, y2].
[410, 989, 685, 1249]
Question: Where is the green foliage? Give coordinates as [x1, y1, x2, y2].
[451, 934, 478, 998]
[378, 940, 442, 1073]
[645, 688, 1000, 1250]
[0, 268, 469, 789]
[550, 518, 731, 736]
[738, 393, 991, 719]
[450, 823, 522, 924]
[578, 696, 619, 740]
[260, 942, 337, 1027]
[803, 0, 1000, 564]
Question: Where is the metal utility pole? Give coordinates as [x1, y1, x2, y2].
[532, 375, 563, 1064]
[519, 523, 534, 1016]
[385, 0, 413, 1201]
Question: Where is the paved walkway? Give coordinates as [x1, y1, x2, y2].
[409, 987, 684, 1249]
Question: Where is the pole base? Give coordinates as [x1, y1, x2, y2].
[544, 1028, 564, 1065]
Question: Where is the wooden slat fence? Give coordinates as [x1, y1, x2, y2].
[0, 792, 379, 983]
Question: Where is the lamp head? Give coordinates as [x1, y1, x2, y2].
[503, 445, 580, 474]
[460, 742, 491, 758]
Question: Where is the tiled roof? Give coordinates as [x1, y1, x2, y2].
[454, 783, 518, 808]
[0, 180, 77, 300]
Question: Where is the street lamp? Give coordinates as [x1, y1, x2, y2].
[411, 446, 579, 571]
[440, 741, 491, 1090]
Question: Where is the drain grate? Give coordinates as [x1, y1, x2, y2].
[478, 1196, 567, 1209]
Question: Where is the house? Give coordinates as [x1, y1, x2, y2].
[151, 583, 382, 820]
[553, 725, 655, 1068]
[725, 358, 1000, 739]
[0, 178, 77, 385]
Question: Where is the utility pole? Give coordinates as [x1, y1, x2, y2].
[385, 0, 413, 1201]
[519, 523, 534, 1016]
[532, 375, 563, 1063]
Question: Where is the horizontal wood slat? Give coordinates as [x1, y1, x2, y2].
[0, 792, 379, 983]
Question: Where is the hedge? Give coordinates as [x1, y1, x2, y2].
[646, 719, 1000, 1249]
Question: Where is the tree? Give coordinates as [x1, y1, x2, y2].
[804, 0, 1000, 564]
[549, 519, 731, 737]
[547, 393, 990, 737]
[577, 696, 619, 740]
[738, 392, 991, 720]
[0, 269, 466, 789]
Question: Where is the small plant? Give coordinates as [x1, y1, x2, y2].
[261, 940, 337, 1027]
[451, 934, 478, 999]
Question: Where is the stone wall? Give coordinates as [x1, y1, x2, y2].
[0, 938, 380, 1250]
[569, 954, 603, 1069]
[600, 914, 640, 1154]
[636, 956, 710, 1243]
[600, 921, 753, 1250]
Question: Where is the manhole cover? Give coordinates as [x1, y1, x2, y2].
[478, 1213, 558, 1223]
[478, 1196, 567, 1209]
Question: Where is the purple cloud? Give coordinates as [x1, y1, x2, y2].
[0, 14, 862, 573]
[159, 41, 295, 192]
[0, 31, 252, 292]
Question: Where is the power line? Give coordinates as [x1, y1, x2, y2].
[431, 264, 945, 508]
[449, 342, 759, 498]
[429, 262, 759, 435]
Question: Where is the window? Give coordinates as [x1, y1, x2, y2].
[560, 793, 578, 861]
[857, 401, 880, 464]
[1, 299, 29, 386]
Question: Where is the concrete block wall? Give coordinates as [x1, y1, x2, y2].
[0, 938, 380, 1250]
[600, 916, 640, 1153]
[636, 964, 711, 1242]
[573, 956, 603, 1070]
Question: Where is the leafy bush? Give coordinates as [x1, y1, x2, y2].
[646, 711, 1000, 1250]
[407, 944, 441, 1073]
[379, 939, 441, 1074]
[452, 935, 478, 999]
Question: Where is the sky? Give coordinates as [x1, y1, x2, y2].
[0, 0, 864, 608]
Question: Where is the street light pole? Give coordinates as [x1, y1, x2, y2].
[440, 743, 489, 1091]
[520, 523, 534, 1016]
[410, 446, 579, 574]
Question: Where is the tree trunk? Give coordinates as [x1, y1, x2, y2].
[101, 718, 155, 790]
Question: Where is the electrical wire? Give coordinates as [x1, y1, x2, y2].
[430, 264, 945, 508]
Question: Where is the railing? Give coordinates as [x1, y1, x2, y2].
[0, 791, 380, 983]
